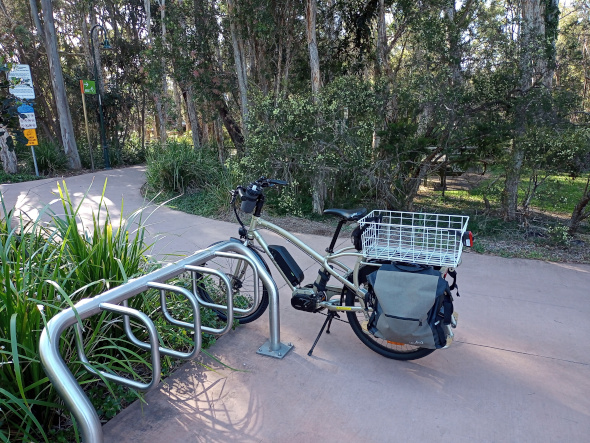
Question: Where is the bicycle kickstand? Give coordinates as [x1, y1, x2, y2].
[308, 311, 339, 356]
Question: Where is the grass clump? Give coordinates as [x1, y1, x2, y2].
[145, 139, 225, 194]
[0, 179, 228, 442]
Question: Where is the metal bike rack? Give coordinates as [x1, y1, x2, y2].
[39, 241, 292, 443]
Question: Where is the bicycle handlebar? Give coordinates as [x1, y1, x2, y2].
[233, 177, 289, 215]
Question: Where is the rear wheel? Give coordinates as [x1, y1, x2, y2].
[345, 266, 435, 360]
[195, 243, 269, 324]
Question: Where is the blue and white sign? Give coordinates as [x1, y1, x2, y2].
[17, 104, 37, 129]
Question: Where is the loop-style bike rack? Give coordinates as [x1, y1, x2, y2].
[39, 241, 293, 443]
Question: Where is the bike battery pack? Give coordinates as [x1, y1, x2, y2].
[268, 245, 304, 286]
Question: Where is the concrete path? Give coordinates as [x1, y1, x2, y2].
[2, 166, 589, 443]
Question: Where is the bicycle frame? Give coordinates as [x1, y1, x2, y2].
[242, 214, 375, 311]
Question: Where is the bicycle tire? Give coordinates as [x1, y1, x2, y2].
[345, 265, 435, 361]
[195, 242, 270, 324]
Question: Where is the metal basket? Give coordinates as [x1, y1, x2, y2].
[358, 210, 469, 267]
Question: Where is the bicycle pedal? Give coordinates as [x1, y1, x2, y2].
[361, 320, 368, 332]
[452, 311, 459, 328]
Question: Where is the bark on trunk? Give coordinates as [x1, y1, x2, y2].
[504, 142, 525, 220]
[311, 169, 327, 214]
[503, 0, 555, 220]
[80, 16, 94, 78]
[144, 0, 151, 42]
[569, 176, 590, 235]
[202, 115, 209, 144]
[214, 117, 224, 161]
[0, 126, 18, 174]
[156, 0, 167, 143]
[184, 85, 201, 149]
[155, 94, 166, 144]
[40, 0, 81, 169]
[375, 0, 387, 78]
[172, 80, 184, 133]
[217, 103, 244, 152]
[89, 14, 106, 98]
[227, 0, 249, 136]
[305, 0, 321, 100]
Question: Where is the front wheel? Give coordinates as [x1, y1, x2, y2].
[344, 266, 435, 361]
[195, 242, 270, 324]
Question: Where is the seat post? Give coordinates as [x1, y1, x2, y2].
[327, 219, 346, 253]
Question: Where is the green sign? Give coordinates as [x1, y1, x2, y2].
[82, 80, 96, 94]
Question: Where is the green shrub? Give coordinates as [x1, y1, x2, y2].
[547, 224, 570, 246]
[242, 76, 379, 213]
[26, 141, 68, 175]
[0, 181, 155, 442]
[109, 134, 147, 168]
[0, 170, 40, 184]
[0, 179, 232, 442]
[145, 139, 224, 193]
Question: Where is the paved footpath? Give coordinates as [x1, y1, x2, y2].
[2, 166, 589, 443]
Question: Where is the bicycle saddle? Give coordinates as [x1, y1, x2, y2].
[323, 208, 367, 221]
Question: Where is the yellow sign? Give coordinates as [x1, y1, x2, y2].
[23, 128, 38, 146]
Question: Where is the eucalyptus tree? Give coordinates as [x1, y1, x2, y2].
[39, 0, 82, 168]
[502, 0, 560, 220]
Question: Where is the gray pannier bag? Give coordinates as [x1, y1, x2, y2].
[366, 263, 454, 349]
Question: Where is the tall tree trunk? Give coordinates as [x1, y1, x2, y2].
[141, 90, 146, 153]
[227, 0, 248, 136]
[172, 80, 184, 133]
[568, 176, 590, 235]
[89, 14, 106, 98]
[154, 95, 166, 144]
[375, 0, 387, 78]
[311, 168, 327, 215]
[40, 0, 81, 169]
[305, 0, 321, 100]
[144, 0, 151, 42]
[80, 14, 94, 79]
[217, 103, 244, 151]
[305, 0, 324, 213]
[184, 85, 201, 149]
[156, 0, 167, 144]
[201, 116, 209, 145]
[214, 117, 224, 160]
[0, 125, 18, 174]
[503, 0, 553, 220]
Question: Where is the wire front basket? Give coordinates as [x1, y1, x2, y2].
[358, 210, 469, 267]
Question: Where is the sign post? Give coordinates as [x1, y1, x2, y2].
[80, 80, 95, 170]
[9, 64, 39, 176]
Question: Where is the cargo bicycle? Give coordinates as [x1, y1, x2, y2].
[195, 177, 473, 361]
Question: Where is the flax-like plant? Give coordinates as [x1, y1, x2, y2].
[0, 181, 157, 442]
[0, 198, 74, 442]
[50, 180, 153, 298]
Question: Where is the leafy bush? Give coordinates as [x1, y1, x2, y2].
[0, 170, 40, 184]
[547, 224, 570, 246]
[243, 76, 379, 213]
[0, 179, 233, 442]
[145, 139, 224, 193]
[0, 182, 157, 442]
[24, 140, 68, 175]
[109, 134, 147, 167]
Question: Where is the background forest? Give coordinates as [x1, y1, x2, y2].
[1, 0, 590, 229]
